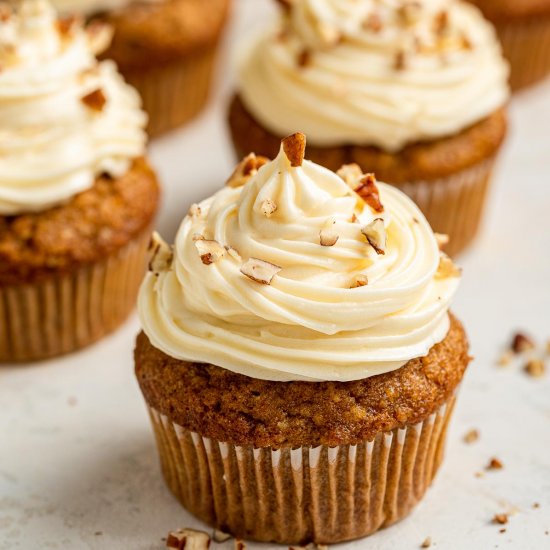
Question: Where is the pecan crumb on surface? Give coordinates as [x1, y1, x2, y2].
[486, 457, 504, 471]
[524, 359, 546, 378]
[434, 10, 449, 35]
[394, 49, 406, 70]
[497, 350, 513, 367]
[463, 429, 479, 444]
[499, 528, 507, 534]
[351, 274, 369, 288]
[227, 153, 269, 188]
[320, 225, 339, 247]
[166, 528, 211, 550]
[261, 198, 278, 218]
[493, 514, 509, 525]
[282, 132, 307, 167]
[361, 218, 386, 255]
[234, 540, 246, 550]
[81, 88, 107, 112]
[241, 258, 282, 285]
[533, 503, 541, 509]
[213, 529, 231, 543]
[420, 537, 432, 548]
[511, 332, 535, 353]
[436, 253, 461, 279]
[195, 239, 226, 265]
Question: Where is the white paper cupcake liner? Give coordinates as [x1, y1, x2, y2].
[147, 394, 457, 545]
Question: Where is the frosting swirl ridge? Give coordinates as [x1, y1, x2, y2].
[237, 0, 509, 151]
[139, 136, 461, 382]
[0, 0, 147, 215]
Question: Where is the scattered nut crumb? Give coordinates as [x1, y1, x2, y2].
[486, 458, 503, 471]
[363, 12, 383, 33]
[337, 163, 363, 186]
[533, 503, 540, 509]
[94, 531, 103, 536]
[297, 48, 312, 67]
[195, 239, 226, 265]
[361, 218, 386, 255]
[474, 472, 484, 478]
[493, 513, 508, 525]
[188, 203, 202, 217]
[499, 528, 506, 534]
[56, 15, 78, 36]
[234, 541, 246, 550]
[166, 528, 210, 549]
[497, 351, 513, 367]
[240, 258, 282, 285]
[511, 332, 535, 354]
[434, 10, 449, 35]
[524, 359, 546, 378]
[81, 88, 106, 112]
[435, 253, 461, 279]
[463, 429, 479, 444]
[320, 225, 339, 247]
[399, 2, 423, 26]
[420, 537, 432, 548]
[213, 529, 231, 543]
[394, 49, 406, 70]
[260, 198, 277, 218]
[282, 133, 307, 167]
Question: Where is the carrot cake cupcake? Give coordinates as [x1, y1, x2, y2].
[469, 0, 550, 90]
[228, 0, 510, 256]
[0, 0, 159, 362]
[51, 0, 232, 136]
[135, 133, 469, 544]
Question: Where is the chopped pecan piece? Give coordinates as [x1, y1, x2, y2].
[226, 153, 269, 188]
[361, 218, 386, 255]
[240, 258, 282, 284]
[282, 133, 307, 167]
[81, 88, 107, 112]
[195, 240, 226, 265]
[354, 174, 384, 212]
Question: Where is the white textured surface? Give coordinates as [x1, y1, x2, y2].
[1, 1, 550, 549]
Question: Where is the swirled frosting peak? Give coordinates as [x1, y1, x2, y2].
[238, 0, 509, 152]
[0, 0, 147, 215]
[139, 134, 461, 382]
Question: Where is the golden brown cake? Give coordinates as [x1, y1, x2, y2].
[469, 0, 550, 90]
[135, 134, 469, 544]
[0, 1, 159, 362]
[228, 0, 510, 256]
[91, 0, 231, 135]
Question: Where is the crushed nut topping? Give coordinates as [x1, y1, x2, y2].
[318, 22, 341, 47]
[434, 10, 450, 35]
[337, 163, 363, 186]
[0, 4, 12, 22]
[320, 223, 339, 247]
[361, 218, 386, 255]
[351, 274, 369, 288]
[282, 132, 307, 167]
[461, 32, 473, 50]
[81, 88, 106, 112]
[435, 253, 461, 279]
[435, 233, 450, 250]
[234, 540, 246, 550]
[56, 15, 78, 37]
[226, 153, 269, 188]
[213, 529, 231, 543]
[486, 457, 504, 471]
[240, 258, 282, 285]
[420, 537, 432, 549]
[511, 332, 535, 354]
[463, 429, 479, 444]
[493, 514, 508, 525]
[394, 49, 406, 71]
[399, 1, 422, 26]
[363, 12, 383, 33]
[524, 359, 546, 378]
[195, 239, 226, 265]
[261, 198, 278, 218]
[188, 203, 202, 218]
[225, 246, 242, 263]
[354, 174, 384, 212]
[297, 48, 312, 67]
[192, 233, 204, 242]
[497, 350, 513, 367]
[148, 232, 173, 274]
[166, 528, 211, 550]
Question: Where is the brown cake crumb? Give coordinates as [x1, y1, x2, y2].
[511, 332, 535, 353]
[486, 457, 504, 471]
[463, 429, 479, 444]
[493, 513, 508, 525]
[524, 359, 546, 378]
[420, 537, 432, 548]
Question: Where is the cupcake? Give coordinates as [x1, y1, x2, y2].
[50, 0, 231, 136]
[135, 133, 469, 544]
[228, 0, 509, 256]
[0, 0, 159, 362]
[469, 0, 550, 90]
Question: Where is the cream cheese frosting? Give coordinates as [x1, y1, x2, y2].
[138, 134, 461, 382]
[237, 0, 509, 152]
[0, 0, 147, 215]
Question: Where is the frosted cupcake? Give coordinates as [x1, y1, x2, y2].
[228, 0, 510, 256]
[50, 0, 231, 136]
[469, 0, 550, 90]
[0, 0, 159, 362]
[135, 133, 469, 544]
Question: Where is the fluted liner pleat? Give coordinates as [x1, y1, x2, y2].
[147, 395, 456, 545]
[0, 229, 151, 363]
[396, 157, 496, 257]
[125, 44, 219, 138]
[495, 14, 550, 91]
